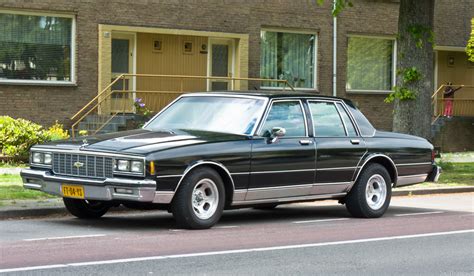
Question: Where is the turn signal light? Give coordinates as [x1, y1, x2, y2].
[150, 161, 156, 175]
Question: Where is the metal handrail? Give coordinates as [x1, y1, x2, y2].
[70, 74, 295, 138]
[431, 84, 474, 124]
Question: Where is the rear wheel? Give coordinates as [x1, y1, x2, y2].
[63, 198, 111, 219]
[171, 167, 225, 229]
[344, 163, 392, 218]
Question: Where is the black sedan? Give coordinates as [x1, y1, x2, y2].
[21, 91, 440, 229]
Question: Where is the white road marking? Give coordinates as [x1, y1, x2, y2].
[3, 229, 473, 273]
[395, 211, 444, 217]
[292, 218, 350, 224]
[23, 234, 106, 242]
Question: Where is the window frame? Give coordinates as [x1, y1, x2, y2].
[256, 99, 309, 138]
[0, 9, 76, 86]
[260, 28, 318, 91]
[346, 34, 397, 94]
[307, 99, 360, 138]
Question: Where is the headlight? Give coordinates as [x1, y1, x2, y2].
[117, 160, 130, 171]
[32, 152, 44, 163]
[31, 151, 52, 167]
[130, 161, 144, 173]
[114, 159, 144, 175]
[44, 153, 52, 165]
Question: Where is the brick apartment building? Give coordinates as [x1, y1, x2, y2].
[0, 0, 472, 149]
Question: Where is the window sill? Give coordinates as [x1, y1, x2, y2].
[346, 90, 392, 95]
[0, 80, 77, 87]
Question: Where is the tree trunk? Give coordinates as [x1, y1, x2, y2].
[392, 0, 434, 139]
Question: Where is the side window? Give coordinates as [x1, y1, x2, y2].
[309, 102, 346, 137]
[260, 101, 306, 137]
[336, 103, 358, 136]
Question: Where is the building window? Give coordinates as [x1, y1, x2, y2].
[0, 11, 75, 84]
[346, 36, 395, 92]
[260, 30, 316, 89]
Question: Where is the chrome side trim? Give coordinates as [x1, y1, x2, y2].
[248, 183, 314, 191]
[230, 172, 251, 175]
[233, 189, 247, 201]
[396, 174, 428, 187]
[351, 153, 398, 187]
[246, 185, 317, 201]
[395, 162, 432, 167]
[174, 161, 235, 193]
[245, 182, 351, 201]
[156, 174, 183, 179]
[232, 193, 347, 206]
[313, 181, 352, 186]
[316, 166, 358, 171]
[251, 168, 316, 174]
[153, 191, 175, 204]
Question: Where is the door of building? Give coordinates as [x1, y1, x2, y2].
[208, 39, 234, 91]
[111, 33, 135, 113]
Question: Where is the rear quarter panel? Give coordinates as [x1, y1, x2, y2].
[363, 136, 433, 179]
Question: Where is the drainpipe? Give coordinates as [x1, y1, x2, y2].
[332, 0, 337, 97]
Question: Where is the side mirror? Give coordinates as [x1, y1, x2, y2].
[269, 127, 286, 143]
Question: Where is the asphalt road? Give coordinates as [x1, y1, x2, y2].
[0, 193, 473, 275]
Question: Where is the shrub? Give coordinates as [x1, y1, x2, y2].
[46, 121, 70, 141]
[0, 117, 69, 160]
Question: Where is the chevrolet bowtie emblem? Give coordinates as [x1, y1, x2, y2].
[73, 161, 84, 168]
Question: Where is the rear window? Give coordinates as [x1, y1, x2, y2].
[344, 101, 375, 137]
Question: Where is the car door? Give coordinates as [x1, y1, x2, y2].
[307, 100, 367, 195]
[247, 99, 316, 200]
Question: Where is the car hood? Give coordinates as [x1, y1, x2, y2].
[37, 129, 249, 155]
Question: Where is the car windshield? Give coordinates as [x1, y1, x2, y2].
[144, 96, 267, 135]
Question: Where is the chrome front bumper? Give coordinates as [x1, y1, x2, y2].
[21, 168, 174, 204]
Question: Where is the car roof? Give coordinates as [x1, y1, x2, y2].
[191, 90, 349, 101]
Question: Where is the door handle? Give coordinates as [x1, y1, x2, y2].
[299, 139, 313, 145]
[350, 139, 360, 145]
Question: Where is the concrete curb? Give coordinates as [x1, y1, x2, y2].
[1, 186, 473, 219]
[392, 186, 474, 196]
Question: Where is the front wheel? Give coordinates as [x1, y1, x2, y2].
[171, 167, 225, 229]
[344, 163, 392, 218]
[63, 198, 111, 219]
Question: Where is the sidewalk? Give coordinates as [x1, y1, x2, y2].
[1, 186, 473, 220]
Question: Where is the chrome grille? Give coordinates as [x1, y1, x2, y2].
[52, 153, 113, 179]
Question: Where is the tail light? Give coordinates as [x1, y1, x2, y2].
[431, 150, 436, 162]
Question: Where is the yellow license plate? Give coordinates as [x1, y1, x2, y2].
[62, 185, 85, 199]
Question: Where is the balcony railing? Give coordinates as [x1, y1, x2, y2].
[431, 84, 474, 124]
[70, 74, 294, 138]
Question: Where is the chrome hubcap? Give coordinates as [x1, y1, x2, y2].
[192, 178, 219, 220]
[365, 174, 387, 210]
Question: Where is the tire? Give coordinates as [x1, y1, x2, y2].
[171, 167, 225, 229]
[344, 163, 392, 218]
[63, 198, 111, 219]
[253, 203, 279, 210]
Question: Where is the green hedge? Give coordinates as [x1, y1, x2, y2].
[0, 116, 69, 160]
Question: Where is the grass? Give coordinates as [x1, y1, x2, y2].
[437, 162, 474, 186]
[0, 173, 55, 201]
[0, 161, 27, 168]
